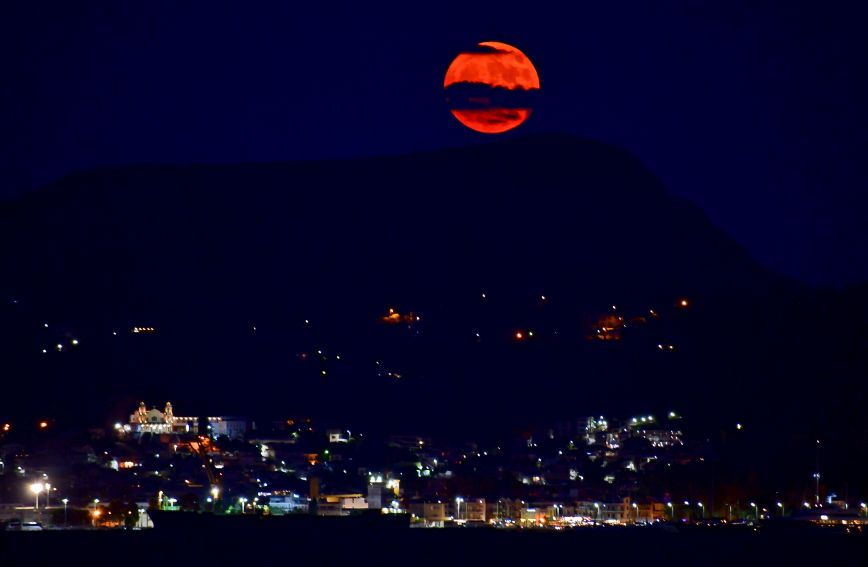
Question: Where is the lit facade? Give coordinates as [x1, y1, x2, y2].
[128, 402, 245, 438]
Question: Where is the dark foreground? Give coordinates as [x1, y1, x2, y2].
[1, 526, 865, 567]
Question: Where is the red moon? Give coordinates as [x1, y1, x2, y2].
[444, 41, 540, 134]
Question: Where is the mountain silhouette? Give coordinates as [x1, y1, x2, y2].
[0, 135, 864, 471]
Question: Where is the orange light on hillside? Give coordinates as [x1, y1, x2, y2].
[679, 299, 689, 308]
[39, 421, 48, 429]
[382, 308, 421, 325]
[515, 331, 524, 341]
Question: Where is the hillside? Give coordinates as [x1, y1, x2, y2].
[0, 134, 862, 448]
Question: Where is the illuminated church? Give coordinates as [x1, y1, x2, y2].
[128, 402, 247, 439]
[129, 401, 198, 435]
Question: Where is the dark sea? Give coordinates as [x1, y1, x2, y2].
[1, 526, 865, 566]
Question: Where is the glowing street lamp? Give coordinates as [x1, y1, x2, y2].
[750, 502, 758, 522]
[210, 486, 220, 512]
[697, 502, 704, 519]
[455, 497, 464, 521]
[92, 498, 100, 527]
[29, 482, 44, 510]
[62, 498, 69, 526]
[44, 483, 51, 508]
[666, 502, 674, 520]
[776, 502, 784, 517]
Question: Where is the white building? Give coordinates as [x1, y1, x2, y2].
[268, 493, 309, 514]
[209, 417, 247, 440]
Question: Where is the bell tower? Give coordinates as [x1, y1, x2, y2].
[164, 402, 175, 427]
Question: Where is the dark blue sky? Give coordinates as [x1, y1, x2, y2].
[1, 1, 866, 286]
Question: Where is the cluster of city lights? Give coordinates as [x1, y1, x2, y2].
[589, 299, 689, 348]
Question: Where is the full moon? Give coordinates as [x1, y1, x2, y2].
[444, 41, 540, 134]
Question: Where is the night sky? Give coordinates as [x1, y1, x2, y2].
[2, 1, 866, 286]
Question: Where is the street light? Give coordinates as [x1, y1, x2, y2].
[750, 502, 758, 522]
[62, 498, 69, 527]
[813, 472, 821, 506]
[631, 502, 638, 524]
[455, 497, 464, 521]
[594, 502, 600, 523]
[776, 502, 784, 517]
[44, 483, 51, 508]
[697, 502, 704, 519]
[210, 486, 220, 512]
[29, 482, 44, 510]
[666, 502, 673, 521]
